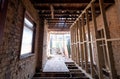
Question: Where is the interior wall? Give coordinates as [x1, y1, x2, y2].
[84, 3, 120, 76]
[42, 20, 49, 69]
[0, 0, 40, 79]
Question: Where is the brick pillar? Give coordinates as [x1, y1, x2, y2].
[36, 17, 44, 72]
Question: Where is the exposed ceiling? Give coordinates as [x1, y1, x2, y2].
[30, 0, 114, 31]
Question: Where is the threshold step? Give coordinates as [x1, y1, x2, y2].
[32, 77, 68, 79]
[66, 64, 76, 66]
[32, 77, 89, 79]
[69, 77, 89, 79]
[68, 66, 78, 69]
[71, 73, 85, 77]
[34, 73, 70, 77]
[65, 62, 74, 64]
[69, 69, 82, 72]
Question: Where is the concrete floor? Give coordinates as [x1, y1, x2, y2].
[43, 55, 73, 72]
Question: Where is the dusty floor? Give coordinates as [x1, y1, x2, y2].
[43, 55, 73, 72]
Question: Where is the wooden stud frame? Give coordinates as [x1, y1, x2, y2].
[70, 0, 118, 79]
[98, 0, 117, 78]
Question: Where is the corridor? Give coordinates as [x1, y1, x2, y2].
[0, 0, 120, 79]
[33, 55, 90, 79]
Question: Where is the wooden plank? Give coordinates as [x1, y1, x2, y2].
[107, 38, 120, 41]
[85, 9, 94, 77]
[99, 0, 117, 78]
[91, 2, 103, 79]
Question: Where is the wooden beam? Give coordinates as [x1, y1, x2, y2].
[42, 15, 78, 19]
[48, 23, 73, 24]
[47, 18, 76, 21]
[33, 1, 90, 4]
[48, 20, 74, 23]
[33, 0, 114, 5]
[48, 22, 74, 24]
[34, 3, 86, 10]
[48, 28, 70, 31]
[46, 17, 76, 20]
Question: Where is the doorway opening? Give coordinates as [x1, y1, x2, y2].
[43, 31, 72, 72]
[49, 32, 71, 58]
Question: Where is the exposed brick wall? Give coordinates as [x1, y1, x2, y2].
[106, 4, 120, 76]
[0, 0, 40, 79]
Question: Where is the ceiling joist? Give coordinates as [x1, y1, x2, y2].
[30, 0, 115, 31]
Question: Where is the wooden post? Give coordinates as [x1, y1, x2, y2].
[78, 19, 82, 66]
[75, 23, 79, 64]
[76, 21, 80, 65]
[99, 0, 117, 78]
[75, 23, 77, 63]
[70, 28, 73, 60]
[85, 9, 94, 77]
[73, 27, 76, 61]
[74, 25, 76, 62]
[72, 27, 74, 61]
[81, 14, 85, 69]
[82, 13, 88, 72]
[79, 18, 84, 68]
[50, 5, 54, 19]
[91, 2, 103, 79]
